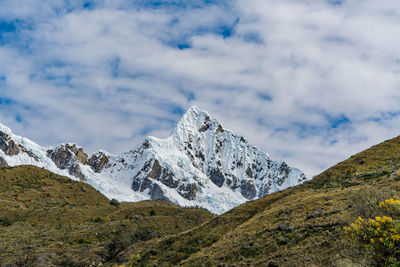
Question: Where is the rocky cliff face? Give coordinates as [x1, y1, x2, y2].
[0, 106, 308, 214]
[0, 156, 8, 167]
[47, 144, 88, 181]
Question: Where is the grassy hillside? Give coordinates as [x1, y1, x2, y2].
[120, 136, 400, 266]
[0, 166, 214, 266]
[2, 135, 400, 266]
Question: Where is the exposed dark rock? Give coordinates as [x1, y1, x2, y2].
[231, 176, 238, 189]
[148, 159, 178, 188]
[245, 167, 253, 178]
[109, 198, 120, 206]
[140, 178, 153, 192]
[132, 159, 178, 201]
[276, 162, 290, 186]
[240, 180, 257, 199]
[6, 140, 19, 156]
[150, 184, 168, 200]
[47, 144, 88, 181]
[132, 160, 155, 192]
[131, 179, 141, 191]
[258, 185, 270, 197]
[70, 163, 86, 182]
[74, 148, 88, 164]
[298, 173, 308, 183]
[195, 151, 205, 161]
[48, 146, 71, 168]
[208, 168, 225, 187]
[87, 152, 109, 173]
[58, 144, 88, 164]
[252, 163, 257, 170]
[178, 183, 198, 200]
[199, 123, 210, 132]
[306, 209, 325, 220]
[142, 140, 150, 149]
[147, 159, 163, 180]
[225, 174, 239, 190]
[0, 132, 20, 156]
[242, 243, 250, 249]
[277, 223, 294, 232]
[0, 156, 8, 167]
[23, 150, 40, 161]
[185, 150, 196, 162]
[141, 159, 154, 173]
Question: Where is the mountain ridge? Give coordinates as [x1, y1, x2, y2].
[119, 135, 400, 266]
[0, 106, 307, 214]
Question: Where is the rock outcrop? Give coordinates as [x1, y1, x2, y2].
[0, 156, 8, 167]
[47, 144, 88, 181]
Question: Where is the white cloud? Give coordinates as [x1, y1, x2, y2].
[0, 0, 400, 177]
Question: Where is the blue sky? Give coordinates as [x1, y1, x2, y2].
[0, 0, 400, 176]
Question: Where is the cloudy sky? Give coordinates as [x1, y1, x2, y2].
[0, 0, 400, 177]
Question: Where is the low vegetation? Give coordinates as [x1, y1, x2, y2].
[118, 136, 400, 266]
[345, 198, 400, 266]
[2, 135, 400, 266]
[0, 166, 213, 266]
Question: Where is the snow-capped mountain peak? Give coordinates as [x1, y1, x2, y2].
[0, 106, 308, 214]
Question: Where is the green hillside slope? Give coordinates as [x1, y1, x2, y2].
[0, 166, 214, 266]
[122, 136, 400, 266]
[2, 135, 400, 266]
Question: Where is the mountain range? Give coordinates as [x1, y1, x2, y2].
[1, 112, 399, 266]
[0, 106, 307, 214]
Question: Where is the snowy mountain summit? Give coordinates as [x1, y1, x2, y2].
[0, 106, 307, 214]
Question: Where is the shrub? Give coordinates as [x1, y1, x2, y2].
[379, 198, 400, 217]
[104, 233, 131, 261]
[91, 216, 104, 223]
[127, 254, 141, 266]
[348, 187, 396, 218]
[0, 216, 14, 226]
[103, 228, 154, 262]
[345, 198, 400, 266]
[77, 238, 90, 244]
[110, 198, 120, 207]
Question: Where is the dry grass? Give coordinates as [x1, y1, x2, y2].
[2, 135, 400, 266]
[0, 166, 214, 266]
[121, 136, 400, 266]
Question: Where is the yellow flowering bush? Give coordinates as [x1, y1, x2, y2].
[345, 199, 400, 266]
[127, 254, 141, 267]
[379, 198, 400, 216]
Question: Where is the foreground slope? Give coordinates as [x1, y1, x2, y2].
[121, 136, 400, 266]
[0, 106, 307, 214]
[0, 165, 213, 266]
